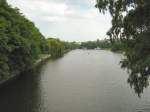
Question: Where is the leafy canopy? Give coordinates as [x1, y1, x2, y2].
[96, 0, 150, 96]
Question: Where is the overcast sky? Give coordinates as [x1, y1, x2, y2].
[7, 0, 111, 42]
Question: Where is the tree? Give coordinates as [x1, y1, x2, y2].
[96, 0, 150, 96]
[79, 39, 111, 49]
[0, 0, 46, 80]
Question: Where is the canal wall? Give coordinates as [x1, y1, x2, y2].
[0, 55, 51, 87]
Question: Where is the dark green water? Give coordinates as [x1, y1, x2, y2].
[0, 50, 150, 112]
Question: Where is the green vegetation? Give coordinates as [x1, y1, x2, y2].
[80, 39, 109, 49]
[0, 0, 44, 80]
[45, 38, 79, 58]
[96, 0, 150, 96]
[110, 41, 123, 52]
[79, 39, 122, 51]
[0, 0, 78, 81]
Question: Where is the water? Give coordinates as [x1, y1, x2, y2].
[0, 49, 150, 112]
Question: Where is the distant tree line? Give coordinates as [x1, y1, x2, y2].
[79, 39, 122, 51]
[0, 0, 78, 81]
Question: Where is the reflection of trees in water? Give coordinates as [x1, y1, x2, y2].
[0, 60, 49, 112]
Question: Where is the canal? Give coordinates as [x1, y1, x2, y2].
[0, 50, 150, 112]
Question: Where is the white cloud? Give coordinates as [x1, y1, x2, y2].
[8, 0, 68, 21]
[7, 0, 112, 41]
[44, 16, 66, 22]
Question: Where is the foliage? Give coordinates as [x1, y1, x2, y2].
[0, 1, 46, 80]
[80, 39, 112, 49]
[96, 0, 150, 96]
[0, 0, 79, 80]
[111, 41, 122, 52]
[46, 38, 79, 58]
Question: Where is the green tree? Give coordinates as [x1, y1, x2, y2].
[96, 0, 150, 96]
[0, 0, 77, 81]
[46, 38, 79, 58]
[0, 0, 46, 80]
[80, 39, 111, 49]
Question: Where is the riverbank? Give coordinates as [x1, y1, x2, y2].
[34, 54, 51, 66]
[0, 54, 51, 87]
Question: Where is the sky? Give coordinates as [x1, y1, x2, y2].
[7, 0, 112, 42]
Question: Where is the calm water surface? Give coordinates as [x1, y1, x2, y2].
[0, 50, 150, 112]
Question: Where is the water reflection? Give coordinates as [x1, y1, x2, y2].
[1, 50, 150, 112]
[0, 61, 47, 112]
